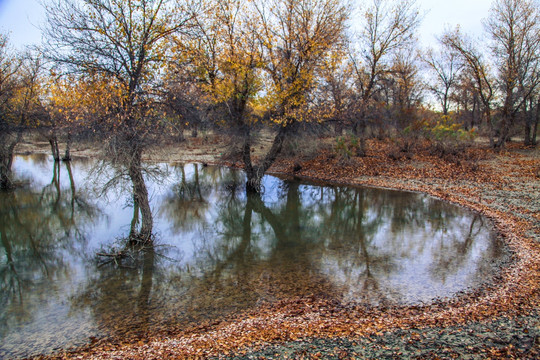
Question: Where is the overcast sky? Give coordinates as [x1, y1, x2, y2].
[0, 0, 494, 50]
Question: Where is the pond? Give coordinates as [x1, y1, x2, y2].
[0, 155, 505, 359]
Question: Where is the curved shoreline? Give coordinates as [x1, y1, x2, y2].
[17, 138, 539, 359]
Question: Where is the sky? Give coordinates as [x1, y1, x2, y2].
[0, 0, 43, 49]
[0, 0, 494, 50]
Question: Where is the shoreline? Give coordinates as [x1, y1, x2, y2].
[15, 135, 539, 359]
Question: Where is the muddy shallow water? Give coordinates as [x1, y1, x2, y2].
[0, 155, 505, 359]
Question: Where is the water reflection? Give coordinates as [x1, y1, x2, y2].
[0, 158, 99, 358]
[0, 156, 504, 359]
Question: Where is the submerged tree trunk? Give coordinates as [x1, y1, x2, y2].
[51, 160, 61, 210]
[65, 160, 76, 218]
[63, 132, 72, 161]
[127, 146, 153, 243]
[0, 151, 14, 190]
[0, 131, 23, 190]
[243, 125, 289, 193]
[49, 133, 60, 161]
[285, 182, 301, 245]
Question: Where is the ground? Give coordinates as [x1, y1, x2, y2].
[17, 132, 540, 359]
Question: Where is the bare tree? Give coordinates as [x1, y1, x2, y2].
[0, 41, 45, 190]
[423, 47, 463, 115]
[349, 0, 421, 155]
[452, 72, 483, 130]
[442, 29, 497, 147]
[43, 0, 197, 242]
[485, 0, 540, 148]
[387, 50, 423, 130]
[0, 35, 22, 190]
[317, 49, 355, 135]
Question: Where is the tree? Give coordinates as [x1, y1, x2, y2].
[423, 47, 463, 116]
[349, 0, 421, 155]
[246, 0, 348, 190]
[485, 0, 540, 147]
[45, 74, 82, 161]
[442, 29, 497, 147]
[0, 40, 44, 190]
[316, 49, 355, 135]
[183, 0, 348, 192]
[43, 0, 197, 242]
[452, 72, 483, 130]
[385, 50, 424, 131]
[0, 34, 21, 190]
[185, 0, 264, 132]
[176, 0, 265, 191]
[159, 66, 207, 141]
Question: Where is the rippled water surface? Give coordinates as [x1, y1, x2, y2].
[0, 155, 504, 358]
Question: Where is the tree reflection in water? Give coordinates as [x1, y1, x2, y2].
[0, 158, 504, 359]
[0, 157, 99, 358]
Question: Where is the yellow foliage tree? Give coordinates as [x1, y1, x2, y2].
[1, 40, 44, 189]
[178, 0, 348, 191]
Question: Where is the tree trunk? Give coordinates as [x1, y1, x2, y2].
[484, 106, 496, 148]
[334, 119, 343, 136]
[472, 93, 479, 129]
[129, 200, 140, 240]
[354, 106, 368, 156]
[524, 111, 532, 146]
[244, 125, 289, 193]
[0, 131, 22, 190]
[65, 160, 76, 218]
[63, 132, 72, 161]
[462, 101, 470, 130]
[0, 155, 13, 190]
[49, 135, 60, 161]
[128, 146, 153, 243]
[51, 160, 61, 209]
[241, 127, 255, 189]
[495, 107, 515, 149]
[533, 98, 540, 146]
[285, 181, 301, 245]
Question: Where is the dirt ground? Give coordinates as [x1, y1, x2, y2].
[17, 132, 539, 359]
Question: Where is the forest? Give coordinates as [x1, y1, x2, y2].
[0, 0, 539, 359]
[0, 0, 538, 191]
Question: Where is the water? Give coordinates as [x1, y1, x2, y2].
[0, 155, 504, 359]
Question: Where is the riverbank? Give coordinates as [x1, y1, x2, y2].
[18, 133, 539, 359]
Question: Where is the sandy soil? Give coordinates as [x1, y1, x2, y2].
[16, 132, 539, 359]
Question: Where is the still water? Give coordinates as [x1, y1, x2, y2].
[0, 155, 503, 358]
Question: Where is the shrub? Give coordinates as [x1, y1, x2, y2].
[335, 135, 361, 160]
[281, 134, 327, 159]
[407, 115, 476, 159]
